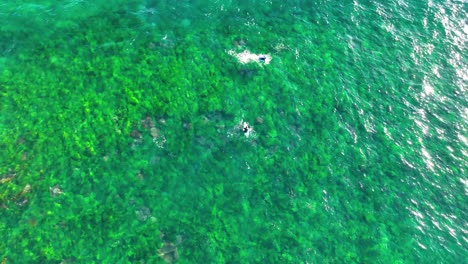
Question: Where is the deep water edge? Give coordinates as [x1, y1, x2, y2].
[0, 0, 467, 263]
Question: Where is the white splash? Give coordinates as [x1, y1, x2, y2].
[227, 49, 272, 65]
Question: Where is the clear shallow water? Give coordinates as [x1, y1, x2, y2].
[0, 0, 466, 263]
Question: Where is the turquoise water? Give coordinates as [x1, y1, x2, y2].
[0, 0, 466, 263]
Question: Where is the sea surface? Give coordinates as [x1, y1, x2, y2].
[0, 0, 466, 263]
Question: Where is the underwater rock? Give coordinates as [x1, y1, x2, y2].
[158, 118, 166, 125]
[140, 116, 155, 129]
[130, 129, 142, 139]
[138, 116, 166, 148]
[201, 115, 210, 124]
[150, 127, 160, 139]
[156, 34, 176, 49]
[158, 242, 179, 263]
[0, 176, 13, 184]
[136, 170, 144, 181]
[233, 38, 246, 48]
[136, 206, 151, 222]
[50, 185, 63, 197]
[21, 152, 28, 161]
[205, 110, 234, 122]
[21, 184, 31, 196]
[16, 199, 28, 207]
[183, 122, 192, 130]
[16, 137, 25, 145]
[0, 169, 16, 184]
[59, 258, 76, 264]
[238, 68, 257, 78]
[273, 42, 289, 52]
[130, 129, 144, 148]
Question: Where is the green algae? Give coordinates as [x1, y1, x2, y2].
[1, 0, 467, 263]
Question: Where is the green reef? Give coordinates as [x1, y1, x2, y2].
[1, 0, 466, 263]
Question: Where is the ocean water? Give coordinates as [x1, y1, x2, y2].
[0, 0, 466, 263]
